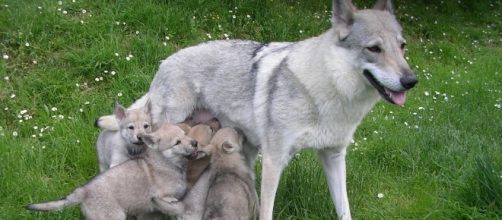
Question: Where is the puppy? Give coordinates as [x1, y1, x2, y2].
[27, 123, 198, 220]
[185, 121, 222, 189]
[95, 103, 152, 172]
[202, 128, 259, 220]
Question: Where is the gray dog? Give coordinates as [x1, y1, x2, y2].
[96, 0, 417, 219]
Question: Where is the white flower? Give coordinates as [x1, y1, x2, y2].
[114, 52, 119, 56]
[424, 91, 430, 96]
[32, 60, 37, 64]
[58, 1, 62, 5]
[51, 107, 57, 112]
[135, 31, 140, 35]
[117, 92, 123, 97]
[12, 131, 18, 137]
[85, 101, 90, 105]
[126, 57, 131, 61]
[82, 9, 86, 13]
[232, 15, 236, 19]
[10, 94, 16, 98]
[33, 126, 38, 130]
[25, 42, 30, 47]
[79, 108, 84, 112]
[3, 54, 9, 59]
[20, 110, 28, 114]
[377, 193, 384, 199]
[4, 76, 8, 81]
[76, 140, 80, 143]
[111, 71, 116, 75]
[63, 10, 68, 14]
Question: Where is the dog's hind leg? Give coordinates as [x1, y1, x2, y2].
[259, 147, 290, 220]
[317, 147, 352, 220]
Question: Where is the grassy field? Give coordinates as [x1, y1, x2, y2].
[1, 0, 501, 219]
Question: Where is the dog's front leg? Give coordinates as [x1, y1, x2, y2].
[259, 148, 290, 220]
[317, 147, 352, 220]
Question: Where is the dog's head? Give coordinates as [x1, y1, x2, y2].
[331, 0, 417, 105]
[116, 102, 153, 146]
[206, 128, 243, 158]
[188, 124, 215, 147]
[140, 123, 199, 160]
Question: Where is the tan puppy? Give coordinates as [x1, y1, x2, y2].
[185, 124, 215, 189]
[27, 123, 198, 220]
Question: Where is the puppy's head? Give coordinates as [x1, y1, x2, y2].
[116, 102, 152, 146]
[140, 123, 199, 160]
[209, 127, 243, 155]
[188, 124, 214, 146]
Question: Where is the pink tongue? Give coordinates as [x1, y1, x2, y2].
[389, 91, 407, 106]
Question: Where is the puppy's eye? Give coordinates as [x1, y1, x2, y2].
[175, 140, 181, 145]
[400, 43, 407, 50]
[128, 126, 134, 130]
[367, 46, 382, 53]
[144, 124, 149, 129]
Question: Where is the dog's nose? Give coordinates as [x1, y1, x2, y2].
[190, 140, 198, 148]
[137, 136, 142, 141]
[400, 73, 418, 90]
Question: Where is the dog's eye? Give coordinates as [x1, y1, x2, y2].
[400, 43, 407, 50]
[367, 46, 382, 53]
[175, 140, 181, 145]
[128, 126, 134, 130]
[144, 124, 149, 129]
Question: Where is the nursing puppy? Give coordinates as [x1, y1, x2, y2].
[202, 128, 259, 220]
[27, 123, 198, 220]
[186, 119, 221, 188]
[96, 103, 152, 172]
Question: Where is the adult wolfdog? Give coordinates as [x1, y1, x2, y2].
[97, 0, 417, 219]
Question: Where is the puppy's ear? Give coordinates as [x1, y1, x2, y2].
[373, 0, 394, 14]
[141, 134, 157, 148]
[144, 99, 152, 115]
[114, 103, 127, 121]
[207, 118, 221, 133]
[176, 123, 191, 134]
[221, 141, 237, 154]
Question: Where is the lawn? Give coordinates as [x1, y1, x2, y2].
[1, 0, 501, 219]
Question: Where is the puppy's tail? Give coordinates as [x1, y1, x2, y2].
[26, 188, 86, 212]
[95, 115, 119, 130]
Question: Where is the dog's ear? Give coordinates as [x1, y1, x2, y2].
[332, 0, 356, 40]
[221, 141, 237, 154]
[114, 103, 127, 121]
[207, 118, 221, 133]
[140, 134, 157, 148]
[144, 99, 152, 115]
[373, 0, 394, 14]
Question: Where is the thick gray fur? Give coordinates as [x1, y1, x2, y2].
[98, 0, 417, 219]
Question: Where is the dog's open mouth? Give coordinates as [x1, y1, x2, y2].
[185, 149, 199, 160]
[363, 70, 407, 106]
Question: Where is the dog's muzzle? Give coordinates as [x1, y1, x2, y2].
[363, 70, 417, 106]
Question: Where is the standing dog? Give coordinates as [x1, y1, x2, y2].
[96, 103, 152, 172]
[97, 0, 417, 219]
[27, 123, 199, 219]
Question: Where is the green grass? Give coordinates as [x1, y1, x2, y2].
[1, 0, 501, 219]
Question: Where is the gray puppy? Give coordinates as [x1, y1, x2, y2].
[96, 102, 152, 172]
[202, 128, 259, 220]
[27, 123, 198, 220]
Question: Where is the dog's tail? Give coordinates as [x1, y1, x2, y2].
[26, 187, 86, 212]
[95, 93, 150, 130]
